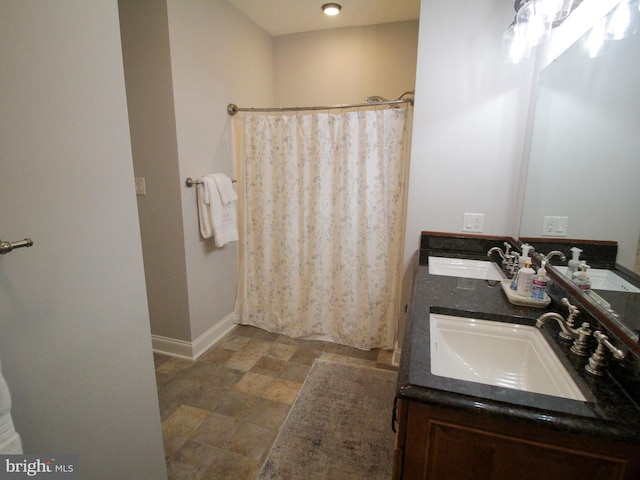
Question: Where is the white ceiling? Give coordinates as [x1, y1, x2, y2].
[227, 0, 421, 36]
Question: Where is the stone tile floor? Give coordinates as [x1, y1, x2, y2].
[154, 324, 398, 480]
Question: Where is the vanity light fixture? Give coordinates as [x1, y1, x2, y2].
[503, 0, 576, 63]
[322, 3, 342, 16]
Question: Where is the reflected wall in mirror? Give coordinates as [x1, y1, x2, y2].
[520, 8, 640, 273]
[519, 2, 640, 344]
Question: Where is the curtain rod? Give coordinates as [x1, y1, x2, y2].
[226, 97, 413, 116]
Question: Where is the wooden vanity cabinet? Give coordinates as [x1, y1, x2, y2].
[393, 398, 640, 480]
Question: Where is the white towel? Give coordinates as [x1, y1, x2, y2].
[211, 173, 237, 205]
[0, 356, 22, 454]
[197, 180, 214, 239]
[196, 174, 238, 247]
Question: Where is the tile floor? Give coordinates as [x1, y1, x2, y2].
[154, 324, 398, 480]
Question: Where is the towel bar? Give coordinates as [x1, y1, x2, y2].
[185, 177, 237, 187]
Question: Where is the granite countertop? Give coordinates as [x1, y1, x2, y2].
[396, 260, 640, 444]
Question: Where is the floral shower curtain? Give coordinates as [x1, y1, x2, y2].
[232, 106, 412, 350]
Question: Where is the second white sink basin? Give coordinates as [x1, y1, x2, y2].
[428, 256, 504, 281]
[555, 267, 640, 293]
[430, 313, 586, 401]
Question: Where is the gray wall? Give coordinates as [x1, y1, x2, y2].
[121, 0, 275, 351]
[0, 0, 166, 478]
[274, 20, 419, 106]
[119, 0, 192, 341]
[405, 0, 537, 266]
[121, 1, 419, 353]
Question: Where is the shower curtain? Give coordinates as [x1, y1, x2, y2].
[233, 106, 412, 350]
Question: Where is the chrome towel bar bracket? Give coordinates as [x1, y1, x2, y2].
[0, 238, 33, 255]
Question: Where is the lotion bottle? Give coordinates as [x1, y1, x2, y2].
[530, 261, 549, 301]
[516, 259, 535, 297]
[510, 244, 533, 290]
[566, 247, 583, 279]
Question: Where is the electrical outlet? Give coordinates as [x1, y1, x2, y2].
[135, 177, 146, 196]
[463, 213, 484, 233]
[542, 216, 568, 237]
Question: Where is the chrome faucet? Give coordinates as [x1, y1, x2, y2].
[542, 250, 567, 264]
[536, 312, 574, 337]
[487, 242, 518, 277]
[487, 242, 512, 264]
[536, 298, 592, 356]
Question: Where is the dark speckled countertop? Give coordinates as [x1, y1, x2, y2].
[396, 257, 640, 444]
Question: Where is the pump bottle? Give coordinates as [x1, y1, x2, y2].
[530, 261, 549, 300]
[510, 244, 533, 291]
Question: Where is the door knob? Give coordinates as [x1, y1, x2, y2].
[0, 238, 33, 255]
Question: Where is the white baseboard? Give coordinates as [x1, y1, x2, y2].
[152, 312, 237, 361]
[391, 338, 401, 367]
[392, 347, 401, 367]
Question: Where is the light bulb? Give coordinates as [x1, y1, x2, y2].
[517, 1, 552, 45]
[503, 24, 532, 63]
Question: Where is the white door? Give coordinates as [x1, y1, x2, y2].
[0, 1, 166, 478]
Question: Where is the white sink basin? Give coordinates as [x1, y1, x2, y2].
[555, 267, 640, 293]
[428, 256, 504, 281]
[430, 313, 586, 401]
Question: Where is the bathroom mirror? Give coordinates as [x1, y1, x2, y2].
[519, 3, 640, 341]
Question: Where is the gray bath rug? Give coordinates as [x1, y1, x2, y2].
[258, 359, 397, 480]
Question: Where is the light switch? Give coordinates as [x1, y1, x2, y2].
[135, 177, 146, 196]
[462, 213, 484, 233]
[542, 216, 568, 237]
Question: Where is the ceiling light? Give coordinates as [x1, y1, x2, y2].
[322, 3, 342, 16]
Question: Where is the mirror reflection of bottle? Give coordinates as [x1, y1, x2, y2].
[566, 246, 583, 278]
[572, 262, 591, 292]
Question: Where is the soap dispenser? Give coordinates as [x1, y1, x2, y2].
[572, 262, 591, 292]
[530, 260, 549, 301]
[566, 247, 583, 279]
[510, 244, 533, 290]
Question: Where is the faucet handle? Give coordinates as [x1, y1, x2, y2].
[558, 298, 580, 340]
[561, 298, 580, 327]
[503, 242, 512, 256]
[585, 331, 625, 376]
[570, 322, 592, 356]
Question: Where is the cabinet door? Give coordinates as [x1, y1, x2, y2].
[401, 401, 638, 480]
[425, 420, 626, 480]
